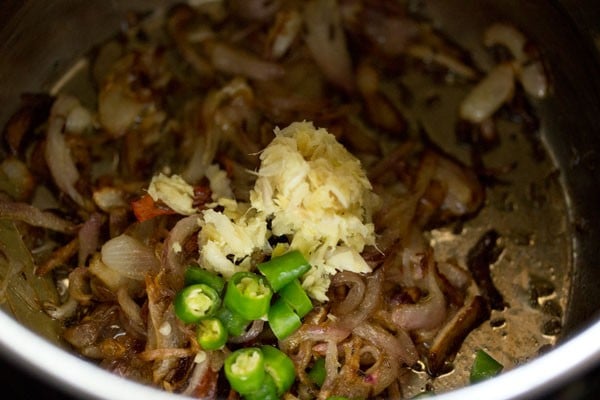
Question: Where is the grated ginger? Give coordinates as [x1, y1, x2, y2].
[147, 173, 196, 215]
[199, 204, 269, 278]
[152, 122, 379, 301]
[250, 121, 378, 300]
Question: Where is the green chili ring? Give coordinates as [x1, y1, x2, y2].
[261, 345, 296, 395]
[215, 306, 251, 337]
[224, 347, 266, 394]
[279, 279, 313, 317]
[224, 271, 273, 320]
[196, 317, 227, 351]
[268, 297, 302, 340]
[470, 349, 504, 383]
[257, 250, 311, 292]
[174, 283, 221, 324]
[184, 265, 226, 294]
[242, 373, 279, 400]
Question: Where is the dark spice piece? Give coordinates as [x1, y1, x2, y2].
[466, 230, 506, 311]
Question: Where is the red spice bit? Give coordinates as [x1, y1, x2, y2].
[131, 194, 176, 222]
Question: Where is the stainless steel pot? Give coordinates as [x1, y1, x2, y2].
[1, 1, 600, 399]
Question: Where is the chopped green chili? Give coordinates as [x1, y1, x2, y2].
[215, 306, 251, 337]
[308, 357, 326, 387]
[268, 297, 302, 340]
[196, 317, 227, 351]
[224, 347, 266, 394]
[224, 272, 273, 320]
[279, 279, 313, 317]
[242, 373, 279, 400]
[261, 345, 296, 395]
[184, 265, 225, 294]
[257, 250, 311, 292]
[470, 349, 504, 383]
[174, 283, 221, 324]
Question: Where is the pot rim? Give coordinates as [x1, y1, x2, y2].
[0, 309, 599, 400]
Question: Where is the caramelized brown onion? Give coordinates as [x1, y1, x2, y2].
[78, 212, 105, 267]
[330, 271, 366, 315]
[353, 322, 418, 367]
[390, 255, 448, 332]
[209, 42, 285, 81]
[336, 269, 383, 331]
[0, 200, 76, 233]
[45, 95, 88, 208]
[180, 354, 218, 399]
[303, 0, 355, 92]
[161, 214, 201, 289]
[228, 319, 265, 344]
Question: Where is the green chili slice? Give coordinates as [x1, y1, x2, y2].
[174, 283, 221, 324]
[242, 373, 279, 400]
[224, 272, 273, 320]
[224, 347, 266, 394]
[184, 265, 225, 294]
[268, 297, 302, 340]
[279, 279, 313, 317]
[215, 306, 251, 337]
[308, 357, 326, 387]
[257, 250, 311, 292]
[261, 345, 296, 395]
[196, 317, 227, 351]
[470, 349, 504, 383]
